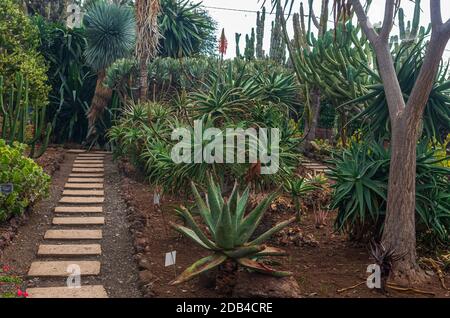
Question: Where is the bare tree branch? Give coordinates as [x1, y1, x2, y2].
[407, 1, 450, 121]
[430, 0, 443, 30]
[379, 0, 396, 41]
[352, 0, 405, 116]
[351, 0, 379, 44]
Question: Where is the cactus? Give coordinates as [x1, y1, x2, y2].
[392, 0, 425, 47]
[269, 3, 286, 64]
[235, 33, 242, 58]
[244, 28, 256, 61]
[0, 73, 52, 158]
[256, 7, 266, 59]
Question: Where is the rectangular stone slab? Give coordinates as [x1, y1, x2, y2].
[62, 190, 105, 196]
[53, 217, 105, 225]
[67, 149, 86, 153]
[38, 244, 101, 256]
[73, 164, 104, 168]
[59, 197, 104, 204]
[44, 229, 102, 240]
[28, 261, 100, 277]
[74, 160, 103, 164]
[78, 153, 106, 157]
[27, 285, 108, 298]
[64, 183, 104, 189]
[55, 206, 103, 213]
[75, 157, 105, 161]
[69, 174, 104, 179]
[72, 168, 104, 173]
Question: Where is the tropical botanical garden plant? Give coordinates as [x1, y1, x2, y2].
[83, 1, 136, 138]
[328, 141, 450, 245]
[169, 176, 295, 285]
[158, 0, 217, 58]
[0, 73, 52, 158]
[0, 140, 50, 221]
[283, 177, 317, 221]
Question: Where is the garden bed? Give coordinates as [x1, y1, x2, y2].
[118, 160, 450, 298]
[0, 147, 65, 257]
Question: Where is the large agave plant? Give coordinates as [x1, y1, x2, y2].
[170, 176, 295, 285]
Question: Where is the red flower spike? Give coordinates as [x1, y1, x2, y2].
[219, 28, 228, 56]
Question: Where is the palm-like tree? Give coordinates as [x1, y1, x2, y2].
[83, 1, 135, 137]
[135, 0, 161, 101]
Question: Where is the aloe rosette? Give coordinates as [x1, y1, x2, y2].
[170, 176, 295, 285]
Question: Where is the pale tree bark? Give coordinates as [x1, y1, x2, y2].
[135, 0, 161, 102]
[352, 0, 450, 284]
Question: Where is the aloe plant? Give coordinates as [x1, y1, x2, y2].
[283, 177, 317, 221]
[170, 176, 295, 285]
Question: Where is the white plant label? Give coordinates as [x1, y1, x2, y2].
[67, 264, 81, 288]
[165, 251, 177, 267]
[153, 192, 161, 206]
[66, 4, 82, 29]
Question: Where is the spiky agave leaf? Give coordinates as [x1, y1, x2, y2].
[237, 258, 292, 277]
[170, 254, 227, 285]
[169, 222, 216, 250]
[177, 206, 218, 250]
[190, 181, 214, 233]
[84, 1, 136, 72]
[255, 246, 289, 257]
[214, 201, 235, 250]
[223, 245, 266, 259]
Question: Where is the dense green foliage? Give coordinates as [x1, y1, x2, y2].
[83, 1, 136, 72]
[33, 17, 96, 144]
[328, 142, 450, 245]
[349, 42, 450, 143]
[170, 176, 294, 285]
[109, 57, 302, 192]
[159, 0, 217, 58]
[0, 0, 50, 109]
[0, 139, 50, 221]
[0, 73, 52, 158]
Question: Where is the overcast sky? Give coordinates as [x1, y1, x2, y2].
[194, 0, 450, 59]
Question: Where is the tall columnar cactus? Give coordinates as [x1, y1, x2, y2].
[0, 74, 52, 158]
[269, 3, 286, 64]
[235, 33, 242, 58]
[244, 28, 256, 61]
[391, 0, 428, 50]
[256, 7, 266, 59]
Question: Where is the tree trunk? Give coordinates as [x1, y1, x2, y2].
[139, 58, 148, 102]
[305, 87, 321, 144]
[86, 70, 112, 138]
[381, 115, 427, 285]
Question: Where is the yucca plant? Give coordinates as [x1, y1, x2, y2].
[170, 176, 295, 285]
[83, 1, 136, 137]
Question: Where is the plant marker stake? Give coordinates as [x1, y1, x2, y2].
[153, 189, 177, 278]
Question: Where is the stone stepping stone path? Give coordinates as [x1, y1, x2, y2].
[26, 152, 110, 298]
[301, 159, 332, 176]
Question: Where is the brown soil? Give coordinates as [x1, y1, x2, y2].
[118, 161, 450, 299]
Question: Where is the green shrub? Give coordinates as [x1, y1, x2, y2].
[0, 0, 50, 109]
[0, 139, 50, 221]
[328, 141, 450, 245]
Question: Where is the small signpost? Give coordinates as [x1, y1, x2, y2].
[0, 184, 13, 195]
